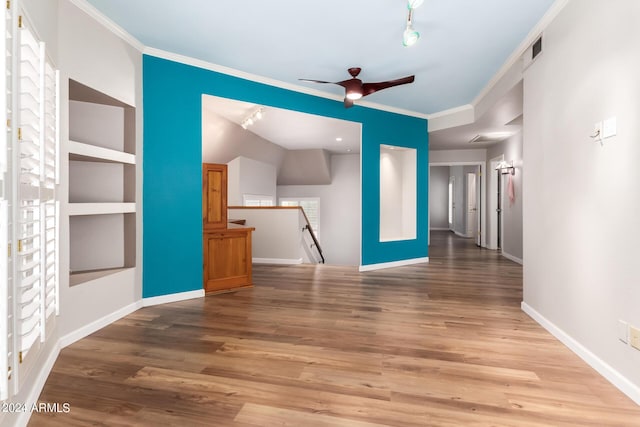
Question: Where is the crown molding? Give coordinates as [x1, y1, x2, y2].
[471, 0, 569, 107]
[144, 47, 429, 120]
[67, 0, 144, 51]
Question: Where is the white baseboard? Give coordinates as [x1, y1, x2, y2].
[59, 301, 142, 348]
[15, 343, 61, 427]
[502, 251, 523, 265]
[143, 289, 204, 307]
[522, 302, 640, 406]
[253, 257, 303, 265]
[359, 257, 429, 272]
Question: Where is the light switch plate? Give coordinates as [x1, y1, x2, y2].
[603, 116, 617, 139]
[618, 319, 629, 344]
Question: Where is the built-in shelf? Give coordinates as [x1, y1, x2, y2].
[69, 267, 132, 287]
[69, 140, 136, 164]
[68, 202, 136, 216]
[68, 79, 137, 286]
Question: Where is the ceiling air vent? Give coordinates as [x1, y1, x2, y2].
[468, 132, 513, 144]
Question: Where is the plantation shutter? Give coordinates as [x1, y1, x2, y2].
[0, 0, 13, 400]
[16, 16, 43, 364]
[41, 59, 58, 323]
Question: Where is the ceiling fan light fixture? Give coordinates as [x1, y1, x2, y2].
[407, 0, 424, 9]
[346, 91, 363, 100]
[403, 25, 420, 47]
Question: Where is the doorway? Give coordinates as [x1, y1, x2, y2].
[488, 155, 504, 250]
[466, 172, 478, 245]
[428, 162, 484, 248]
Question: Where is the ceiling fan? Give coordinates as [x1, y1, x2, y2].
[299, 67, 415, 108]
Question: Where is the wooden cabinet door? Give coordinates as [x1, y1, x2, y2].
[203, 229, 253, 293]
[202, 163, 227, 229]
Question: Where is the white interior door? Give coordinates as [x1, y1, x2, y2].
[466, 173, 477, 239]
[448, 176, 455, 230]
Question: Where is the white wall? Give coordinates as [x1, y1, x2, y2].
[429, 166, 450, 230]
[228, 208, 302, 262]
[227, 156, 277, 206]
[278, 154, 360, 266]
[430, 148, 487, 164]
[523, 0, 640, 402]
[487, 131, 523, 261]
[58, 0, 143, 336]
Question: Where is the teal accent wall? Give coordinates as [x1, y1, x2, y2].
[143, 55, 429, 298]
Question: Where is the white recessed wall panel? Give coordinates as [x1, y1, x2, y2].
[69, 161, 124, 203]
[69, 214, 124, 273]
[69, 100, 125, 152]
[380, 146, 417, 242]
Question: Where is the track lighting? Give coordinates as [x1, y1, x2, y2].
[402, 5, 420, 47]
[241, 106, 265, 130]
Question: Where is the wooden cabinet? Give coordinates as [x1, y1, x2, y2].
[202, 163, 253, 293]
[202, 163, 227, 230]
[203, 226, 254, 293]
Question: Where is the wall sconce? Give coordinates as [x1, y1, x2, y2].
[495, 160, 515, 175]
[241, 106, 265, 130]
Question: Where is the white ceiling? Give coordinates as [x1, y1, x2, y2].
[429, 80, 524, 150]
[85, 0, 554, 116]
[202, 95, 361, 154]
[82, 0, 555, 152]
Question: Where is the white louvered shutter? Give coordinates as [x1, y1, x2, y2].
[0, 1, 14, 401]
[15, 15, 43, 369]
[41, 59, 58, 324]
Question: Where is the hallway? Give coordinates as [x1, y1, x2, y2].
[30, 231, 640, 426]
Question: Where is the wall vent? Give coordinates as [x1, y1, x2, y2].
[523, 34, 543, 71]
[532, 36, 542, 60]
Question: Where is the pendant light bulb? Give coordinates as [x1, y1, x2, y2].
[403, 25, 420, 47]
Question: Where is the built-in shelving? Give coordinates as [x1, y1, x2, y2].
[68, 80, 136, 286]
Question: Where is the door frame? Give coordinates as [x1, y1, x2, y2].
[428, 161, 485, 247]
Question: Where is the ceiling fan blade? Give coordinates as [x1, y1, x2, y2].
[298, 78, 334, 84]
[361, 75, 415, 97]
[344, 98, 354, 108]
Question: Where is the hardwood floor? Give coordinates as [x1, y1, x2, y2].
[30, 231, 640, 426]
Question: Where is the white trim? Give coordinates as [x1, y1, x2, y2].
[470, 0, 569, 107]
[453, 230, 470, 238]
[501, 251, 523, 265]
[253, 258, 303, 265]
[58, 301, 142, 348]
[143, 289, 204, 307]
[144, 48, 429, 120]
[67, 0, 144, 51]
[427, 104, 473, 120]
[359, 257, 428, 272]
[15, 344, 61, 427]
[521, 302, 640, 406]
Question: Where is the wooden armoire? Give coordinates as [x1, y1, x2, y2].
[202, 163, 254, 293]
